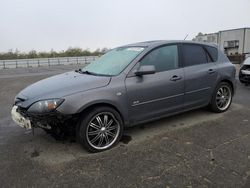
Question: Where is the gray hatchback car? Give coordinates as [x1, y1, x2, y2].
[11, 40, 236, 152]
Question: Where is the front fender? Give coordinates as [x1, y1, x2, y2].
[56, 86, 129, 125]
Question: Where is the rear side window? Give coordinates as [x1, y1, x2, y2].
[204, 46, 218, 62]
[182, 44, 207, 66]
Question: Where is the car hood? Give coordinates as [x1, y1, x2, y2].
[16, 71, 111, 108]
[243, 61, 250, 66]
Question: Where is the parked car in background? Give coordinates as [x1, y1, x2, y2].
[11, 40, 236, 152]
[239, 57, 250, 84]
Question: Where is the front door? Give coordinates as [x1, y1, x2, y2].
[125, 44, 185, 123]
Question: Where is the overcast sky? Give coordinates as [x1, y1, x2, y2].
[0, 0, 249, 52]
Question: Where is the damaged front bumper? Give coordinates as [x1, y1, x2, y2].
[11, 105, 75, 131]
[11, 105, 32, 129]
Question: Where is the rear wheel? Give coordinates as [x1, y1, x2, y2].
[77, 106, 123, 152]
[209, 82, 233, 113]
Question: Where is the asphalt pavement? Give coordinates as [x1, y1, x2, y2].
[0, 65, 250, 188]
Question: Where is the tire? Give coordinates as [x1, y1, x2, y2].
[209, 82, 233, 113]
[77, 106, 124, 152]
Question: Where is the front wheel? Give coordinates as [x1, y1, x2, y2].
[209, 82, 233, 113]
[77, 106, 123, 152]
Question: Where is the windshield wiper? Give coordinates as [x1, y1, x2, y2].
[75, 69, 97, 75]
[75, 69, 111, 77]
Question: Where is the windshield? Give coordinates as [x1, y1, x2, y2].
[244, 57, 250, 65]
[82, 47, 145, 76]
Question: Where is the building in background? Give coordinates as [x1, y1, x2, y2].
[218, 28, 250, 56]
[193, 28, 250, 63]
[193, 32, 218, 44]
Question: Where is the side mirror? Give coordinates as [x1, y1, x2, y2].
[134, 65, 156, 76]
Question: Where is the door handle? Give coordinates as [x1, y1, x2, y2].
[208, 69, 216, 74]
[170, 75, 182, 81]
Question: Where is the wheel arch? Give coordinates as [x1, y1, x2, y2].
[77, 101, 126, 124]
[219, 79, 235, 95]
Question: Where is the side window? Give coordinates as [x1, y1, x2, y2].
[182, 44, 207, 66]
[204, 46, 218, 62]
[140, 45, 179, 72]
[205, 50, 213, 63]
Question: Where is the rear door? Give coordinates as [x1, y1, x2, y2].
[181, 44, 218, 108]
[125, 44, 185, 123]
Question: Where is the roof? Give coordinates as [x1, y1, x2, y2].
[121, 40, 218, 48]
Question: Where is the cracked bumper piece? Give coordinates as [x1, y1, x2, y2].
[11, 105, 76, 132]
[11, 105, 32, 129]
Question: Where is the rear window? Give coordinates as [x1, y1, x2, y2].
[204, 46, 218, 62]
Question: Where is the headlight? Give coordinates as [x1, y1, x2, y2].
[27, 99, 64, 113]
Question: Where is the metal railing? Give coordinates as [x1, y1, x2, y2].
[0, 56, 98, 69]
